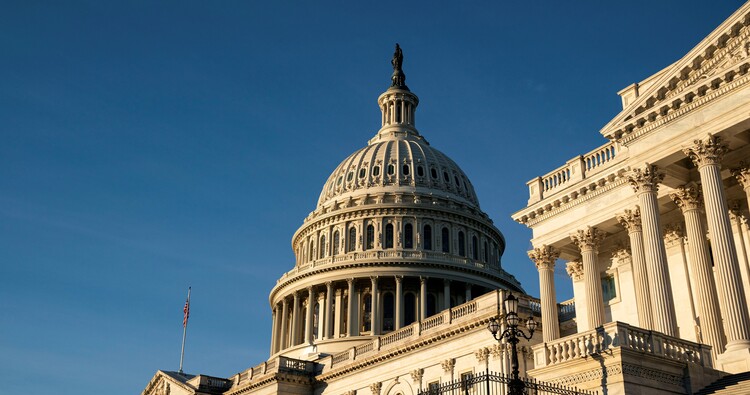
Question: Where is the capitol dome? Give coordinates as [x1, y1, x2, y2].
[268, 45, 522, 358]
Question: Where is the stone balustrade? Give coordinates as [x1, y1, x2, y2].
[557, 299, 576, 322]
[232, 356, 315, 387]
[532, 321, 713, 369]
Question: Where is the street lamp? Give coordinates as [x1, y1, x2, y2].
[487, 293, 538, 395]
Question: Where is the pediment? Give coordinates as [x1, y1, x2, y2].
[142, 371, 197, 395]
[601, 3, 750, 141]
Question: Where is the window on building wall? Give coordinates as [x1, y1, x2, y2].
[361, 293, 372, 332]
[427, 293, 437, 317]
[333, 230, 340, 256]
[347, 171, 354, 182]
[313, 302, 320, 339]
[373, 166, 380, 177]
[428, 381, 440, 394]
[602, 275, 617, 303]
[423, 225, 432, 250]
[404, 293, 416, 325]
[359, 168, 366, 178]
[402, 164, 410, 175]
[441, 227, 450, 253]
[383, 292, 394, 332]
[387, 164, 395, 176]
[319, 235, 326, 259]
[309, 239, 315, 261]
[431, 168, 438, 179]
[366, 224, 375, 250]
[385, 223, 394, 249]
[458, 231, 466, 257]
[404, 223, 413, 249]
[483, 241, 488, 262]
[348, 227, 356, 252]
[472, 236, 478, 260]
[443, 171, 450, 182]
[460, 372, 473, 391]
[417, 165, 424, 177]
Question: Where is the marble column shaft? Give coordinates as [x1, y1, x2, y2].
[616, 208, 654, 330]
[420, 277, 427, 321]
[686, 136, 750, 350]
[628, 164, 678, 336]
[333, 290, 343, 338]
[443, 279, 451, 310]
[347, 278, 356, 337]
[671, 184, 725, 354]
[270, 307, 278, 355]
[395, 276, 403, 330]
[371, 277, 380, 335]
[571, 227, 606, 329]
[305, 287, 314, 344]
[280, 298, 289, 350]
[528, 245, 560, 342]
[291, 292, 300, 345]
[324, 282, 333, 339]
[465, 283, 472, 303]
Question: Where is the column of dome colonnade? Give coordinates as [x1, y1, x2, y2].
[684, 135, 750, 353]
[669, 183, 726, 356]
[528, 245, 560, 342]
[627, 164, 679, 337]
[570, 227, 606, 329]
[615, 208, 654, 330]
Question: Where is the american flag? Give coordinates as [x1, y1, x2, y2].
[183, 294, 190, 328]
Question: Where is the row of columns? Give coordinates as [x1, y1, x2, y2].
[530, 135, 750, 358]
[270, 276, 476, 354]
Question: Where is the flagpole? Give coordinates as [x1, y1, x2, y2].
[179, 286, 191, 374]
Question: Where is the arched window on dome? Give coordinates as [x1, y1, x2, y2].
[319, 235, 326, 259]
[385, 223, 394, 249]
[387, 164, 395, 176]
[423, 225, 432, 250]
[309, 238, 315, 261]
[472, 235, 478, 260]
[404, 292, 416, 325]
[366, 224, 375, 250]
[361, 292, 372, 333]
[348, 227, 357, 252]
[441, 227, 450, 253]
[383, 292, 394, 332]
[483, 240, 488, 262]
[402, 164, 410, 176]
[333, 230, 340, 256]
[404, 223, 413, 249]
[458, 231, 466, 257]
[395, 100, 402, 123]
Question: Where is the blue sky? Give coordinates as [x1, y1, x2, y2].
[1, 1, 745, 394]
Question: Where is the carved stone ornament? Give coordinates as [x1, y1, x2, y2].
[441, 358, 455, 373]
[410, 369, 424, 384]
[683, 134, 728, 168]
[731, 161, 750, 189]
[490, 343, 508, 359]
[670, 183, 703, 211]
[566, 261, 584, 281]
[728, 201, 748, 225]
[611, 248, 632, 267]
[475, 347, 490, 363]
[627, 163, 664, 194]
[570, 226, 605, 252]
[153, 380, 170, 395]
[528, 244, 560, 270]
[616, 207, 642, 233]
[370, 382, 382, 395]
[663, 224, 684, 245]
[343, 391, 356, 395]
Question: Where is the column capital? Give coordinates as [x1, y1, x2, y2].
[565, 260, 584, 281]
[440, 358, 455, 374]
[663, 223, 684, 246]
[370, 276, 379, 283]
[611, 247, 632, 267]
[616, 207, 642, 233]
[317, 292, 325, 300]
[570, 226, 605, 252]
[394, 275, 403, 283]
[346, 277, 355, 285]
[528, 244, 560, 270]
[420, 276, 428, 284]
[335, 289, 343, 296]
[670, 183, 703, 212]
[325, 281, 333, 288]
[732, 161, 750, 189]
[628, 163, 664, 194]
[684, 134, 728, 168]
[729, 201, 748, 224]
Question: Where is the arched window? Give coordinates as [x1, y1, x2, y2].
[361, 293, 372, 332]
[423, 225, 432, 250]
[472, 235, 478, 260]
[483, 241, 488, 262]
[383, 292, 394, 332]
[387, 164, 395, 175]
[441, 227, 450, 253]
[404, 223, 413, 249]
[404, 293, 416, 325]
[402, 164, 410, 175]
[320, 235, 326, 259]
[333, 230, 340, 256]
[313, 302, 320, 339]
[366, 224, 375, 250]
[385, 223, 394, 249]
[348, 227, 357, 252]
[458, 231, 466, 257]
[309, 238, 315, 261]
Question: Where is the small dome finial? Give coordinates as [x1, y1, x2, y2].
[390, 43, 409, 90]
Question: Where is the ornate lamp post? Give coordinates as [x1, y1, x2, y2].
[487, 294, 538, 395]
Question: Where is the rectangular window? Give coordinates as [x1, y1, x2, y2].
[428, 381, 440, 395]
[460, 372, 473, 393]
[602, 275, 617, 303]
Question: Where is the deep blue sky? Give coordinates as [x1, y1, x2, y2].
[1, 1, 745, 394]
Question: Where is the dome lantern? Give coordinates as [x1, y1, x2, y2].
[378, 44, 419, 134]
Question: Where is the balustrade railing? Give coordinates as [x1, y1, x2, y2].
[558, 299, 576, 322]
[233, 356, 314, 387]
[533, 321, 712, 368]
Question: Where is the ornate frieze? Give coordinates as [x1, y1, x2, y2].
[627, 164, 664, 194]
[570, 226, 605, 252]
[527, 244, 560, 270]
[616, 208, 642, 233]
[683, 134, 728, 167]
[565, 261, 584, 281]
[670, 183, 703, 211]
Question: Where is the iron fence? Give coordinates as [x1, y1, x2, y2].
[417, 371, 597, 395]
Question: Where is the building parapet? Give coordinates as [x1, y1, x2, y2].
[231, 356, 315, 388]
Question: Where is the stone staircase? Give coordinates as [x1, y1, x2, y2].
[695, 372, 750, 394]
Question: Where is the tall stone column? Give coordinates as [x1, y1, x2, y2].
[270, 307, 278, 355]
[465, 283, 472, 303]
[280, 297, 289, 350]
[324, 282, 333, 339]
[347, 278, 356, 337]
[305, 286, 315, 344]
[395, 276, 403, 330]
[371, 276, 380, 335]
[333, 289, 343, 338]
[616, 208, 654, 330]
[685, 135, 750, 353]
[570, 227, 606, 329]
[291, 292, 300, 346]
[443, 279, 451, 310]
[732, 162, 750, 205]
[316, 292, 325, 340]
[628, 164, 678, 336]
[728, 205, 750, 310]
[528, 244, 561, 342]
[420, 277, 428, 321]
[670, 184, 725, 355]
